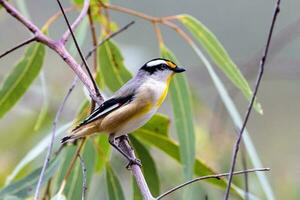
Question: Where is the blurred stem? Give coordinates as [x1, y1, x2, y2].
[42, 6, 74, 31]
[101, 2, 158, 22]
[87, 7, 98, 74]
[223, 1, 281, 198]
[100, 3, 193, 45]
[153, 23, 164, 46]
[241, 147, 249, 200]
[58, 138, 86, 194]
[64, 139, 86, 180]
[157, 168, 270, 200]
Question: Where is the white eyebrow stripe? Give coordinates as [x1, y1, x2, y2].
[146, 60, 166, 67]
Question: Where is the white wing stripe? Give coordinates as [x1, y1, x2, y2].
[86, 103, 120, 123]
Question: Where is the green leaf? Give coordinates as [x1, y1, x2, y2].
[5, 123, 72, 185]
[0, 42, 45, 118]
[178, 14, 262, 114]
[141, 113, 170, 137]
[133, 129, 244, 197]
[95, 134, 111, 172]
[160, 45, 195, 181]
[190, 44, 274, 199]
[98, 40, 132, 92]
[105, 163, 125, 200]
[65, 141, 96, 200]
[130, 136, 160, 197]
[0, 157, 61, 199]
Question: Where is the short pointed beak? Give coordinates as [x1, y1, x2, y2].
[173, 66, 186, 73]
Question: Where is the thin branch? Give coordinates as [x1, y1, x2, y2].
[42, 6, 75, 31]
[118, 137, 154, 200]
[64, 139, 86, 181]
[0, 0, 100, 103]
[0, 36, 35, 59]
[61, 0, 90, 44]
[241, 147, 249, 200]
[55, 0, 102, 102]
[78, 154, 87, 200]
[153, 23, 164, 46]
[157, 168, 270, 200]
[1, 1, 151, 199]
[0, 0, 40, 34]
[223, 1, 281, 199]
[87, 7, 98, 73]
[34, 77, 78, 200]
[101, 3, 158, 22]
[85, 21, 135, 60]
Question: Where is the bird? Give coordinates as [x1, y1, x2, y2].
[61, 58, 185, 167]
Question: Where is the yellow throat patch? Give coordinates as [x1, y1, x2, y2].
[156, 73, 173, 107]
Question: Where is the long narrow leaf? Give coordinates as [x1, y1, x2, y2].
[66, 141, 96, 200]
[105, 163, 125, 200]
[94, 134, 111, 172]
[0, 42, 45, 118]
[98, 40, 132, 92]
[160, 45, 195, 182]
[178, 15, 262, 114]
[190, 43, 274, 200]
[5, 122, 72, 185]
[130, 136, 160, 197]
[133, 129, 248, 198]
[0, 157, 61, 199]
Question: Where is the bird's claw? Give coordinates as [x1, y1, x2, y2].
[126, 158, 142, 170]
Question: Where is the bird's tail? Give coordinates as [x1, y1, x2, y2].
[61, 122, 98, 144]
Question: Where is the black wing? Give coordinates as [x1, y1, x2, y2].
[73, 94, 134, 131]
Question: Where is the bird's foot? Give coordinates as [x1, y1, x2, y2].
[126, 158, 142, 170]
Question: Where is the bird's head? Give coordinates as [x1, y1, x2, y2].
[140, 58, 185, 81]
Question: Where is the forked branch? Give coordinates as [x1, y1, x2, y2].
[223, 0, 281, 199]
[157, 168, 270, 200]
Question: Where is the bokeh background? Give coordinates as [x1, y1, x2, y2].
[0, 0, 300, 199]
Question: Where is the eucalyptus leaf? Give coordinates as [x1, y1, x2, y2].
[64, 141, 96, 200]
[5, 122, 72, 185]
[0, 42, 45, 118]
[0, 157, 61, 199]
[178, 14, 262, 114]
[105, 163, 125, 200]
[160, 45, 195, 182]
[133, 129, 245, 198]
[98, 40, 132, 92]
[141, 113, 169, 137]
[130, 136, 160, 197]
[190, 44, 274, 199]
[95, 134, 111, 172]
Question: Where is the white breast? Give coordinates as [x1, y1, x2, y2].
[114, 78, 166, 136]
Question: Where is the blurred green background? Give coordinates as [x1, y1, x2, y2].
[0, 0, 300, 199]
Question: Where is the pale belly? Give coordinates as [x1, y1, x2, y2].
[114, 107, 158, 136]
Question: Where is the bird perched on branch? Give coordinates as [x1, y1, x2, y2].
[61, 58, 185, 167]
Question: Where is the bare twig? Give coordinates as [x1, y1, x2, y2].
[87, 8, 98, 73]
[85, 21, 135, 59]
[34, 77, 78, 200]
[61, 0, 90, 44]
[223, 1, 281, 199]
[241, 147, 249, 200]
[55, 0, 102, 101]
[78, 154, 87, 200]
[65, 139, 86, 181]
[0, 36, 35, 59]
[157, 168, 270, 200]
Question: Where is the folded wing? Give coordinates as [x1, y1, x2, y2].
[73, 93, 134, 131]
